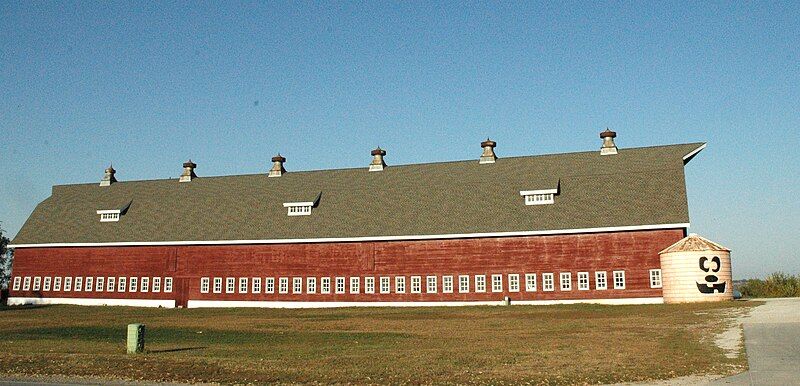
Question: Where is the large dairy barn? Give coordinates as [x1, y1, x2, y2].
[8, 130, 710, 308]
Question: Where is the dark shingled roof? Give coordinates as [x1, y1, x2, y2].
[11, 142, 704, 245]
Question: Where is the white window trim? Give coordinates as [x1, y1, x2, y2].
[335, 277, 345, 294]
[118, 277, 126, 292]
[577, 272, 590, 291]
[213, 277, 222, 293]
[491, 274, 502, 293]
[107, 277, 116, 292]
[475, 275, 486, 293]
[53, 277, 62, 291]
[426, 276, 437, 294]
[458, 275, 470, 293]
[164, 277, 173, 293]
[96, 276, 104, 292]
[64, 277, 73, 291]
[265, 277, 275, 294]
[542, 273, 554, 292]
[293, 277, 303, 294]
[252, 277, 262, 293]
[410, 276, 421, 293]
[380, 277, 391, 294]
[613, 270, 626, 290]
[33, 276, 41, 291]
[595, 271, 607, 290]
[520, 189, 557, 206]
[140, 277, 149, 292]
[560, 272, 572, 291]
[283, 202, 314, 216]
[279, 277, 289, 294]
[43, 277, 52, 291]
[349, 277, 360, 294]
[74, 277, 82, 292]
[13, 277, 22, 291]
[508, 274, 520, 292]
[84, 277, 93, 292]
[649, 269, 663, 288]
[364, 277, 375, 294]
[239, 277, 248, 294]
[97, 209, 121, 222]
[225, 277, 235, 294]
[321, 277, 331, 294]
[128, 277, 136, 292]
[152, 277, 161, 293]
[443, 275, 453, 294]
[395, 276, 406, 294]
[525, 273, 537, 292]
[307, 277, 316, 294]
[200, 277, 210, 293]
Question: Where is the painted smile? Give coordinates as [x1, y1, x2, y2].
[696, 282, 726, 294]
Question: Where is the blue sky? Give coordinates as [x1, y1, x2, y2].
[1, 1, 798, 278]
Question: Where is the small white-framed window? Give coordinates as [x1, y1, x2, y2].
[578, 272, 590, 290]
[475, 275, 486, 293]
[349, 277, 360, 294]
[239, 277, 249, 294]
[84, 276, 93, 291]
[595, 271, 607, 290]
[97, 210, 121, 222]
[118, 277, 127, 292]
[107, 277, 116, 292]
[252, 277, 262, 293]
[164, 277, 173, 293]
[128, 277, 137, 292]
[293, 277, 303, 294]
[364, 277, 375, 294]
[200, 278, 210, 293]
[525, 273, 537, 292]
[225, 277, 235, 293]
[395, 276, 406, 293]
[12, 276, 22, 291]
[508, 274, 520, 292]
[284, 202, 313, 216]
[279, 277, 289, 294]
[520, 189, 557, 205]
[140, 277, 149, 292]
[426, 276, 437, 293]
[33, 276, 41, 291]
[213, 277, 222, 293]
[410, 276, 421, 293]
[307, 277, 316, 294]
[74, 276, 83, 292]
[43, 276, 52, 291]
[491, 274, 502, 293]
[650, 269, 663, 288]
[335, 277, 345, 294]
[321, 277, 331, 294]
[53, 277, 62, 291]
[265, 277, 275, 293]
[459, 275, 470, 293]
[95, 276, 104, 292]
[542, 273, 554, 291]
[613, 271, 626, 289]
[152, 277, 161, 293]
[560, 272, 571, 291]
[64, 277, 73, 291]
[380, 277, 391, 294]
[443, 275, 453, 293]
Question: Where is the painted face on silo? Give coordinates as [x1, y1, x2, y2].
[696, 256, 726, 294]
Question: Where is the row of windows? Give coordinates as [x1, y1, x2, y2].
[198, 270, 662, 295]
[12, 276, 173, 293]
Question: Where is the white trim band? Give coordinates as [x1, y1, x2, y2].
[8, 222, 690, 248]
[519, 189, 558, 196]
[187, 297, 664, 309]
[683, 143, 707, 161]
[7, 297, 176, 308]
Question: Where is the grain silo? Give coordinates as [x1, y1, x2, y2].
[659, 233, 733, 303]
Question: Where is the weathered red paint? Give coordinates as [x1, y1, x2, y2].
[9, 229, 684, 304]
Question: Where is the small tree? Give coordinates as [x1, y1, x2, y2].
[0, 224, 10, 290]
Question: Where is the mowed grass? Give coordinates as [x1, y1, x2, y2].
[0, 302, 753, 385]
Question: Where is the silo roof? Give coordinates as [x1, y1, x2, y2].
[659, 233, 731, 254]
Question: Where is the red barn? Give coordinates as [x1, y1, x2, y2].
[8, 131, 706, 308]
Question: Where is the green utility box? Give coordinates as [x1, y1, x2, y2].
[127, 323, 145, 354]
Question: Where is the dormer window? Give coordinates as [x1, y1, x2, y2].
[520, 189, 557, 205]
[283, 202, 313, 216]
[97, 210, 121, 222]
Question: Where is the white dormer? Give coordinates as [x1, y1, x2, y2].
[97, 209, 121, 222]
[283, 202, 314, 216]
[520, 189, 557, 205]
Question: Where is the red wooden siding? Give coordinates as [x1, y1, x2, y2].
[9, 229, 684, 304]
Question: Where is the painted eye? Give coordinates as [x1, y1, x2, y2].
[711, 256, 721, 272]
[699, 256, 710, 272]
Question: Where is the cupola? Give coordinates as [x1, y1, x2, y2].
[99, 164, 117, 186]
[369, 147, 386, 172]
[269, 154, 286, 177]
[179, 160, 197, 183]
[479, 138, 497, 164]
[600, 129, 618, 155]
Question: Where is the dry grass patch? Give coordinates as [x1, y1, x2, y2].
[0, 301, 754, 384]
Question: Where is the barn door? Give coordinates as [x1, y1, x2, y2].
[175, 278, 190, 308]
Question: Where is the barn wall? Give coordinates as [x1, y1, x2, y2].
[9, 229, 683, 306]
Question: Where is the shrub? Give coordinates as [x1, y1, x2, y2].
[738, 272, 800, 298]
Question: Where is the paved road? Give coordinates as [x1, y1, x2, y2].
[710, 298, 800, 386]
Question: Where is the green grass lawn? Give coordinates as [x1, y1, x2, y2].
[0, 302, 753, 385]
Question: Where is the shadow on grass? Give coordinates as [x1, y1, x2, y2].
[0, 304, 51, 312]
[148, 346, 207, 353]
